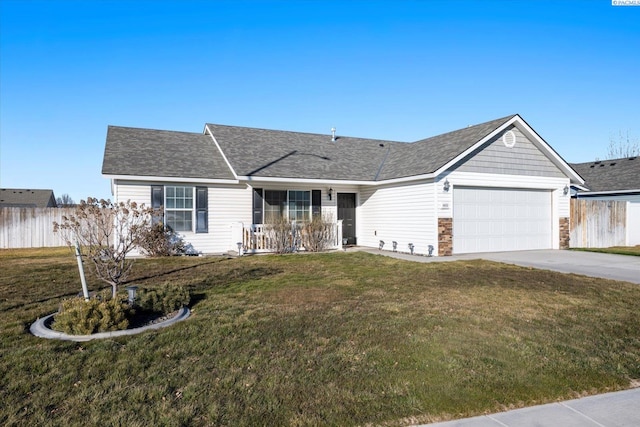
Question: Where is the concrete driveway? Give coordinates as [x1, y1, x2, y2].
[470, 250, 640, 285]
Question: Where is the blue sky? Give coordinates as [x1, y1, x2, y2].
[1, 0, 638, 202]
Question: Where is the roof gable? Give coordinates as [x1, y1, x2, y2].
[453, 125, 565, 178]
[570, 156, 640, 193]
[375, 115, 516, 181]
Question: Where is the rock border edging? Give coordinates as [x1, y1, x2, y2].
[30, 307, 191, 342]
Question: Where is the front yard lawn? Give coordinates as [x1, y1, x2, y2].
[571, 246, 640, 256]
[1, 248, 640, 426]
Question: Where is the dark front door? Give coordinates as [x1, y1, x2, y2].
[338, 193, 356, 245]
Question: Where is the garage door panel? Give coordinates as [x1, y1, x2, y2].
[453, 187, 552, 254]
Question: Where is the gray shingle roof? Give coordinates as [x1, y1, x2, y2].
[0, 189, 57, 208]
[206, 124, 402, 181]
[102, 115, 527, 183]
[376, 115, 515, 180]
[570, 157, 640, 192]
[207, 115, 516, 181]
[102, 126, 235, 180]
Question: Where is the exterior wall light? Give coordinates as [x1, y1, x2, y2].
[443, 179, 450, 192]
[328, 188, 333, 200]
[563, 185, 569, 196]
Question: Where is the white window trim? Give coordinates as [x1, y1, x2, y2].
[165, 185, 195, 232]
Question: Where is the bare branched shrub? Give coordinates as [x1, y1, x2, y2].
[300, 214, 336, 252]
[264, 215, 335, 254]
[137, 222, 186, 257]
[264, 217, 296, 254]
[54, 197, 156, 298]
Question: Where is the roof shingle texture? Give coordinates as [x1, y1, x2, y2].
[102, 115, 517, 182]
[102, 126, 235, 180]
[208, 115, 515, 181]
[0, 189, 57, 208]
[570, 157, 640, 192]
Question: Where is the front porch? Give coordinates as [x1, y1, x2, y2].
[232, 221, 344, 254]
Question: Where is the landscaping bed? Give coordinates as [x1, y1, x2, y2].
[2, 248, 640, 426]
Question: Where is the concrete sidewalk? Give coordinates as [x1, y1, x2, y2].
[419, 387, 640, 427]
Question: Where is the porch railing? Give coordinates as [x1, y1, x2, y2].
[238, 220, 343, 253]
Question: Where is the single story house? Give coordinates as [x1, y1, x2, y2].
[0, 188, 57, 208]
[102, 114, 584, 256]
[570, 156, 640, 245]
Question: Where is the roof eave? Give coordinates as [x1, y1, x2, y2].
[236, 176, 378, 186]
[103, 174, 239, 185]
[575, 189, 640, 197]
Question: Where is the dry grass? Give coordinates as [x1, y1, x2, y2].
[571, 245, 640, 256]
[1, 248, 640, 426]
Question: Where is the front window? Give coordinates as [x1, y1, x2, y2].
[288, 190, 310, 222]
[165, 186, 193, 231]
[264, 190, 287, 223]
[262, 190, 310, 223]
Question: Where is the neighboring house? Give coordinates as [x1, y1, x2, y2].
[102, 114, 584, 256]
[570, 156, 640, 245]
[0, 188, 57, 208]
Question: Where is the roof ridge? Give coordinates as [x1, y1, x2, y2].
[205, 123, 407, 144]
[571, 156, 638, 166]
[108, 125, 203, 136]
[412, 114, 517, 144]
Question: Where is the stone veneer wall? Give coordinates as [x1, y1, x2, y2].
[559, 217, 570, 249]
[438, 218, 453, 256]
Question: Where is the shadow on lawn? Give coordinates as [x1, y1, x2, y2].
[125, 259, 226, 285]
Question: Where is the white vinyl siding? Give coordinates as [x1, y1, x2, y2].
[359, 180, 437, 256]
[453, 187, 552, 254]
[113, 180, 251, 254]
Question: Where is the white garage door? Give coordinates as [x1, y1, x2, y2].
[453, 187, 552, 254]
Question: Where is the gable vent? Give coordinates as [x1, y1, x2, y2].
[502, 130, 516, 148]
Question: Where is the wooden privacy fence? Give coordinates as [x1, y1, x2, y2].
[0, 207, 76, 249]
[570, 199, 627, 248]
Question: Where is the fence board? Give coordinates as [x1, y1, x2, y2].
[569, 200, 627, 248]
[0, 207, 76, 249]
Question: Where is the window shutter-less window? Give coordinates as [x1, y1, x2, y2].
[312, 189, 321, 218]
[253, 188, 264, 224]
[151, 185, 164, 224]
[196, 187, 208, 233]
